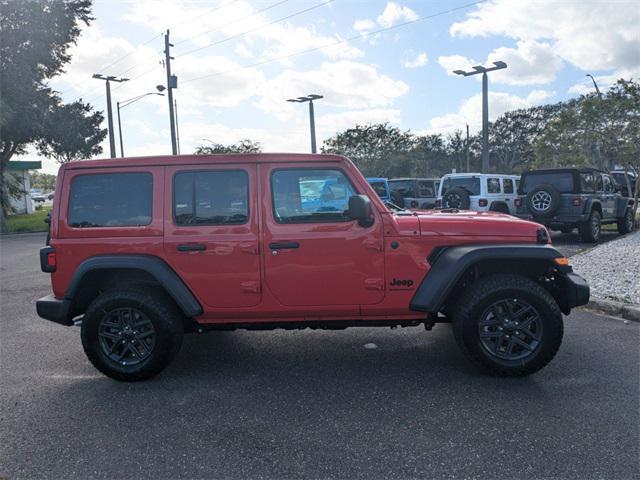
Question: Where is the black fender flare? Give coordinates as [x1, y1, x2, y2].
[409, 244, 565, 313]
[585, 198, 602, 215]
[66, 255, 203, 317]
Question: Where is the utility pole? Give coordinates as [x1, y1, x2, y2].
[164, 30, 178, 155]
[286, 94, 323, 153]
[92, 74, 129, 158]
[465, 124, 470, 172]
[453, 61, 507, 173]
[586, 73, 604, 169]
[117, 101, 124, 158]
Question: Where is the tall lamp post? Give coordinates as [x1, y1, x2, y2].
[586, 74, 602, 98]
[286, 94, 323, 153]
[116, 92, 164, 157]
[453, 61, 507, 173]
[92, 74, 129, 158]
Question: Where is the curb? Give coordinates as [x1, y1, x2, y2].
[582, 298, 640, 322]
[0, 230, 47, 238]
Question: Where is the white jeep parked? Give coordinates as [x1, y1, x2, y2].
[437, 173, 520, 214]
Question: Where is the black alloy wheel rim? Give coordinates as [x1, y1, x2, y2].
[98, 307, 156, 366]
[478, 299, 543, 361]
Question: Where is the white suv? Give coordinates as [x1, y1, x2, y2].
[437, 173, 520, 214]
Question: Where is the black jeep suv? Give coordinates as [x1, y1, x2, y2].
[515, 167, 635, 242]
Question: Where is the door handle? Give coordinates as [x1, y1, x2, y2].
[177, 243, 207, 252]
[269, 242, 299, 250]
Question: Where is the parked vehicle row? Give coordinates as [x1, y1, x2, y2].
[367, 167, 636, 242]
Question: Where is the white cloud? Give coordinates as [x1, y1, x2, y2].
[377, 2, 418, 28]
[353, 18, 376, 32]
[403, 51, 428, 69]
[256, 61, 410, 119]
[438, 40, 563, 85]
[450, 0, 640, 74]
[429, 90, 555, 134]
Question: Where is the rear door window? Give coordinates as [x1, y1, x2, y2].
[503, 178, 514, 194]
[580, 173, 595, 192]
[417, 180, 435, 197]
[603, 175, 614, 193]
[595, 174, 604, 192]
[173, 170, 249, 225]
[68, 173, 152, 228]
[487, 178, 501, 194]
[388, 180, 416, 198]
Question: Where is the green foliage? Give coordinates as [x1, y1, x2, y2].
[0, 0, 102, 223]
[195, 139, 262, 154]
[5, 206, 52, 233]
[0, 172, 25, 215]
[31, 172, 57, 191]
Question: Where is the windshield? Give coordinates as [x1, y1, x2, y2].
[368, 181, 389, 198]
[520, 172, 574, 194]
[440, 177, 481, 196]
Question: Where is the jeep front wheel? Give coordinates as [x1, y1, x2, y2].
[578, 210, 601, 243]
[81, 288, 184, 381]
[452, 274, 563, 377]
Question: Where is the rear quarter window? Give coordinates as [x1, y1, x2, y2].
[441, 177, 481, 196]
[520, 172, 575, 194]
[68, 172, 153, 228]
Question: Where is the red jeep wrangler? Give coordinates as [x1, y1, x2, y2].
[37, 154, 589, 381]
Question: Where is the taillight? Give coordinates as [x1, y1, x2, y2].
[514, 198, 522, 207]
[410, 200, 418, 208]
[40, 246, 56, 273]
[572, 197, 582, 206]
[478, 198, 488, 207]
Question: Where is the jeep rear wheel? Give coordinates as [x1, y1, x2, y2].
[617, 208, 634, 235]
[81, 288, 184, 381]
[578, 210, 601, 243]
[452, 274, 563, 376]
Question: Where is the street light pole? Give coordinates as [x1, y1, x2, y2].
[465, 124, 470, 172]
[453, 61, 507, 173]
[92, 74, 129, 158]
[586, 74, 602, 98]
[286, 94, 324, 153]
[116, 92, 165, 157]
[164, 30, 178, 155]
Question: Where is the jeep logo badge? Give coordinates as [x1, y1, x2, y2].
[390, 278, 414, 288]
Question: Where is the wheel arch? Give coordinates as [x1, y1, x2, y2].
[410, 244, 579, 316]
[66, 255, 203, 320]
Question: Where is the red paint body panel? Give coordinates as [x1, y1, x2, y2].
[47, 153, 545, 325]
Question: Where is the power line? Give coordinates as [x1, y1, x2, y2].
[177, 0, 334, 58]
[182, 0, 485, 85]
[175, 0, 289, 47]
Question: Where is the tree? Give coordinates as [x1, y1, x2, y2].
[195, 139, 262, 154]
[0, 0, 103, 228]
[31, 172, 57, 191]
[322, 123, 421, 177]
[37, 100, 106, 163]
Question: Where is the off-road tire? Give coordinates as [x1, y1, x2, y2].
[81, 287, 184, 381]
[578, 210, 601, 243]
[452, 274, 563, 377]
[442, 187, 471, 210]
[526, 184, 561, 217]
[617, 208, 634, 235]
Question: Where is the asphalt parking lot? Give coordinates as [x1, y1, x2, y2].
[1, 233, 638, 480]
[550, 229, 620, 257]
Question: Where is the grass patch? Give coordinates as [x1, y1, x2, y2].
[5, 207, 51, 233]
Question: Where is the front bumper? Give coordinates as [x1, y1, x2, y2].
[36, 294, 74, 326]
[564, 271, 590, 309]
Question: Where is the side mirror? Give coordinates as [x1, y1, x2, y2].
[348, 195, 374, 227]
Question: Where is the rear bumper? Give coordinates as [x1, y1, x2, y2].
[515, 213, 589, 227]
[36, 294, 74, 326]
[564, 272, 590, 309]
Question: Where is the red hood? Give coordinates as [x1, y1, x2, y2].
[409, 210, 543, 239]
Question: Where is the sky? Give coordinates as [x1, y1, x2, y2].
[27, 0, 640, 174]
